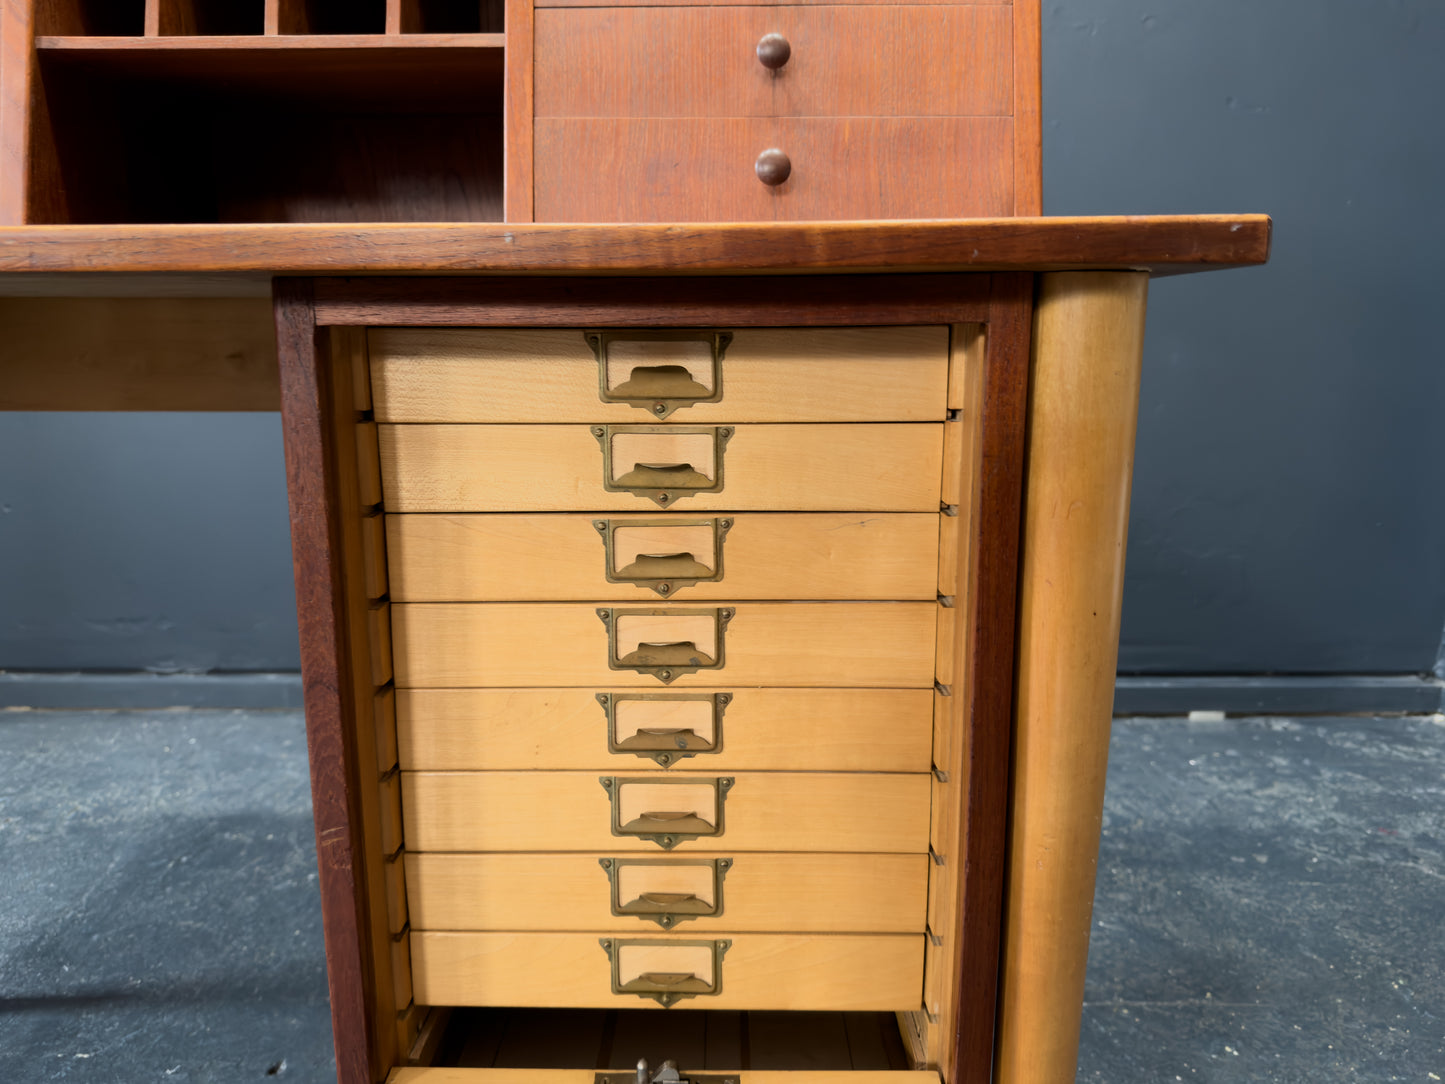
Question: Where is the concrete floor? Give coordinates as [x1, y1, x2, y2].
[0, 710, 1440, 1082]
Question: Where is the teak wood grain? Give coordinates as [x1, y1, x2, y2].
[410, 931, 924, 1012]
[397, 687, 933, 772]
[0, 218, 1272, 274]
[368, 325, 949, 423]
[405, 852, 929, 933]
[402, 770, 931, 853]
[535, 6, 1010, 119]
[392, 602, 938, 688]
[534, 118, 1013, 223]
[385, 512, 941, 602]
[378, 423, 946, 513]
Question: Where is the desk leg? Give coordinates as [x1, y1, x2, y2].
[994, 271, 1148, 1084]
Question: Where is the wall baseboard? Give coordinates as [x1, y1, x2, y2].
[0, 671, 304, 710]
[3, 670, 1440, 716]
[1114, 674, 1444, 717]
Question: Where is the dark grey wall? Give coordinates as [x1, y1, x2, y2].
[1045, 0, 1445, 676]
[2, 1, 1443, 691]
[0, 413, 299, 672]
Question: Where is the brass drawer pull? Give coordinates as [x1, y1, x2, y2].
[593, 517, 733, 597]
[598, 937, 731, 1007]
[599, 776, 734, 849]
[596, 607, 734, 683]
[598, 856, 733, 928]
[588, 330, 731, 419]
[597, 691, 731, 766]
[593, 425, 733, 507]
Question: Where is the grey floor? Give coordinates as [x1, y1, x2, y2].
[0, 711, 1440, 1082]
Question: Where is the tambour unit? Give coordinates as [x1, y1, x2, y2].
[278, 271, 1033, 1084]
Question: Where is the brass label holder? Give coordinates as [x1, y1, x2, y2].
[599, 775, 734, 849]
[596, 607, 734, 684]
[592, 517, 734, 597]
[597, 856, 733, 929]
[597, 937, 732, 1008]
[596, 691, 731, 766]
[592, 424, 733, 508]
[588, 329, 732, 419]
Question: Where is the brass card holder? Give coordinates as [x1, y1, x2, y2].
[592, 517, 733, 597]
[596, 607, 734, 684]
[588, 329, 732, 419]
[597, 937, 731, 1008]
[592, 424, 733, 508]
[597, 691, 731, 766]
[599, 775, 734, 849]
[597, 856, 733, 928]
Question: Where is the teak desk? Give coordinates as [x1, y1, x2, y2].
[0, 218, 1270, 1084]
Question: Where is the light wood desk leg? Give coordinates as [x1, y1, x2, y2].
[994, 271, 1148, 1084]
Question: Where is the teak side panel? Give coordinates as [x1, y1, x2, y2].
[411, 931, 924, 1011]
[533, 118, 1013, 223]
[405, 851, 929, 933]
[379, 423, 946, 513]
[397, 687, 934, 772]
[386, 513, 941, 602]
[402, 770, 931, 853]
[392, 602, 938, 688]
[368, 326, 950, 423]
[535, 6, 1010, 119]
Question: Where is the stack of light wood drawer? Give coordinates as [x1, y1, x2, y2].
[367, 325, 964, 1013]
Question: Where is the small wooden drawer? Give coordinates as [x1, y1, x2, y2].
[405, 852, 928, 933]
[369, 327, 949, 423]
[401, 770, 931, 853]
[378, 422, 945, 513]
[397, 687, 933, 772]
[410, 931, 924, 1011]
[534, 117, 1013, 223]
[392, 602, 938, 689]
[386, 512, 940, 602]
[535, 5, 1011, 120]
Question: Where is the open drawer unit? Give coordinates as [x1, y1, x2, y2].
[276, 272, 1034, 1084]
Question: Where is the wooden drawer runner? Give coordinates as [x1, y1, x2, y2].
[536, 6, 1010, 119]
[369, 327, 949, 424]
[386, 512, 941, 602]
[397, 687, 933, 772]
[533, 118, 1013, 223]
[410, 931, 924, 1011]
[392, 602, 938, 688]
[378, 423, 945, 513]
[405, 852, 928, 933]
[402, 771, 931, 853]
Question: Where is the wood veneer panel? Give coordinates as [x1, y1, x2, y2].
[0, 297, 277, 409]
[0, 217, 1273, 274]
[535, 6, 1010, 119]
[1013, 0, 1041, 214]
[504, 0, 532, 221]
[275, 283, 396, 1084]
[534, 118, 1013, 222]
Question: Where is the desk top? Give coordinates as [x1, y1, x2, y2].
[0, 216, 1269, 293]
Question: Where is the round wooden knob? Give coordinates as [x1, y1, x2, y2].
[756, 33, 791, 70]
[755, 148, 791, 186]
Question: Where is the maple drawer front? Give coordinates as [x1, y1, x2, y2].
[405, 852, 928, 933]
[378, 423, 945, 513]
[369, 326, 949, 423]
[401, 770, 931, 854]
[386, 512, 940, 602]
[410, 931, 925, 1012]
